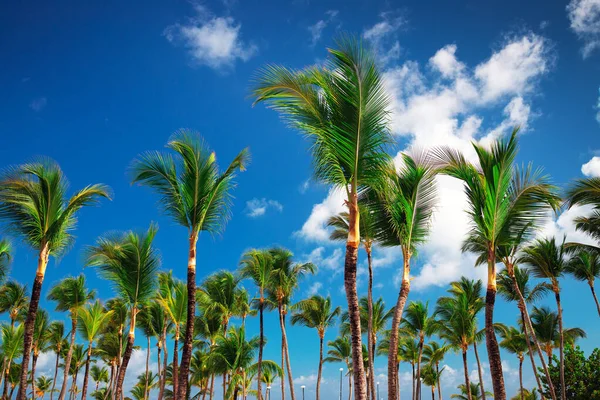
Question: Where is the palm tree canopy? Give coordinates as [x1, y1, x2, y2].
[324, 335, 352, 364]
[130, 130, 249, 235]
[401, 301, 438, 339]
[422, 340, 450, 366]
[85, 224, 160, 309]
[47, 275, 95, 314]
[0, 281, 29, 320]
[565, 249, 600, 283]
[530, 306, 586, 347]
[78, 300, 114, 344]
[239, 249, 274, 295]
[1, 323, 24, 361]
[291, 295, 341, 337]
[497, 265, 550, 304]
[156, 272, 187, 331]
[266, 248, 316, 307]
[197, 271, 243, 325]
[90, 365, 109, 384]
[497, 325, 528, 357]
[520, 237, 566, 282]
[451, 383, 492, 400]
[0, 158, 110, 255]
[0, 239, 11, 284]
[252, 37, 392, 192]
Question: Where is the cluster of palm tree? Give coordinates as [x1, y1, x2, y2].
[0, 37, 596, 400]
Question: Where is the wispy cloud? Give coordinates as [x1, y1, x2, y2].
[245, 198, 283, 218]
[363, 11, 406, 64]
[567, 0, 600, 57]
[29, 97, 47, 112]
[308, 10, 338, 46]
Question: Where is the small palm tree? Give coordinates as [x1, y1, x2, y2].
[46, 321, 66, 400]
[423, 341, 450, 400]
[131, 130, 248, 400]
[0, 281, 29, 327]
[451, 383, 492, 400]
[89, 365, 108, 393]
[77, 300, 113, 400]
[252, 38, 392, 400]
[323, 335, 353, 400]
[0, 159, 110, 400]
[47, 275, 95, 400]
[1, 323, 24, 399]
[85, 224, 160, 400]
[291, 295, 341, 400]
[421, 364, 444, 400]
[565, 176, 600, 252]
[530, 306, 586, 363]
[34, 375, 53, 399]
[565, 249, 600, 317]
[498, 326, 529, 399]
[65, 344, 86, 398]
[0, 240, 10, 285]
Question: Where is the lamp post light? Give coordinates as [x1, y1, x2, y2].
[377, 381, 380, 400]
[339, 368, 344, 400]
[266, 386, 271, 400]
[301, 385, 305, 400]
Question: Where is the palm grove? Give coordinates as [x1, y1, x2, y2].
[0, 38, 597, 400]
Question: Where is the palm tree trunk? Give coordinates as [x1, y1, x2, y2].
[108, 362, 115, 400]
[144, 336, 150, 400]
[209, 374, 215, 400]
[16, 244, 49, 400]
[416, 338, 424, 400]
[589, 282, 600, 318]
[345, 194, 367, 400]
[519, 357, 524, 400]
[257, 296, 264, 400]
[316, 336, 324, 400]
[348, 367, 352, 400]
[80, 346, 93, 400]
[553, 285, 565, 400]
[282, 313, 296, 400]
[461, 350, 472, 400]
[3, 362, 10, 400]
[50, 351, 60, 400]
[156, 342, 162, 399]
[176, 233, 198, 400]
[70, 369, 77, 400]
[485, 255, 505, 400]
[159, 328, 168, 400]
[31, 352, 38, 400]
[473, 342, 485, 400]
[58, 316, 77, 400]
[366, 246, 375, 400]
[388, 257, 411, 400]
[115, 310, 137, 400]
[412, 362, 415, 400]
[173, 334, 180, 397]
[436, 363, 442, 400]
[278, 305, 286, 400]
[431, 385, 435, 400]
[520, 310, 545, 397]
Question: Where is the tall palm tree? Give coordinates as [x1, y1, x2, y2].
[252, 38, 392, 400]
[291, 295, 341, 400]
[31, 309, 51, 400]
[498, 326, 529, 400]
[0, 281, 28, 327]
[0, 240, 10, 286]
[77, 300, 113, 400]
[0, 159, 110, 400]
[46, 321, 66, 400]
[131, 130, 249, 400]
[34, 376, 53, 399]
[521, 238, 568, 400]
[529, 306, 586, 363]
[266, 248, 315, 400]
[434, 130, 560, 400]
[239, 249, 275, 399]
[0, 323, 23, 399]
[47, 275, 95, 400]
[324, 335, 353, 400]
[85, 224, 160, 400]
[565, 249, 600, 316]
[401, 301, 437, 400]
[90, 365, 109, 393]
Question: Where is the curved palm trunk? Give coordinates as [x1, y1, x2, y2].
[173, 333, 180, 397]
[257, 296, 264, 400]
[80, 346, 93, 400]
[16, 245, 49, 400]
[58, 317, 78, 400]
[115, 311, 137, 400]
[552, 284, 565, 400]
[461, 350, 472, 400]
[485, 256, 505, 400]
[282, 313, 296, 400]
[520, 310, 545, 397]
[472, 342, 485, 400]
[518, 357, 524, 400]
[176, 233, 198, 400]
[316, 336, 324, 400]
[589, 282, 600, 317]
[345, 196, 367, 400]
[31, 352, 39, 400]
[388, 257, 411, 400]
[366, 246, 375, 400]
[50, 351, 60, 400]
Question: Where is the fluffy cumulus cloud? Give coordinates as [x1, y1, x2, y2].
[303, 246, 343, 272]
[164, 5, 257, 70]
[308, 10, 338, 46]
[294, 188, 345, 242]
[245, 198, 283, 218]
[582, 155, 600, 177]
[567, 0, 600, 57]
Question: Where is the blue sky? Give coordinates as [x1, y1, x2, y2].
[1, 0, 600, 398]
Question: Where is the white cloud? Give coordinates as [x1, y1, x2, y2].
[165, 6, 256, 70]
[299, 180, 311, 194]
[540, 205, 596, 246]
[306, 281, 323, 296]
[567, 0, 600, 57]
[481, 96, 532, 146]
[582, 156, 600, 177]
[308, 10, 338, 46]
[304, 246, 343, 273]
[293, 374, 323, 385]
[29, 97, 47, 112]
[430, 44, 465, 78]
[246, 198, 283, 218]
[363, 12, 406, 65]
[294, 188, 345, 242]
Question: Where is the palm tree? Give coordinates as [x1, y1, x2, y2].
[451, 384, 492, 400]
[0, 281, 28, 327]
[324, 335, 353, 400]
[34, 376, 53, 399]
[266, 248, 315, 400]
[131, 130, 249, 400]
[77, 300, 113, 400]
[46, 321, 66, 400]
[96, 331, 121, 397]
[421, 365, 444, 400]
[31, 309, 51, 400]
[521, 238, 568, 400]
[498, 326, 529, 400]
[47, 275, 95, 400]
[398, 338, 420, 400]
[0, 240, 10, 285]
[239, 249, 275, 400]
[401, 301, 437, 400]
[137, 305, 155, 400]
[565, 177, 600, 252]
[89, 365, 109, 393]
[65, 344, 85, 400]
[0, 159, 110, 400]
[291, 295, 341, 400]
[565, 249, 600, 316]
[85, 224, 160, 400]
[1, 323, 23, 399]
[423, 341, 450, 400]
[105, 298, 128, 380]
[434, 130, 560, 400]
[252, 38, 392, 400]
[530, 306, 586, 363]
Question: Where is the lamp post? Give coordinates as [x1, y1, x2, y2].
[377, 381, 380, 400]
[266, 386, 271, 400]
[301, 385, 305, 400]
[339, 368, 343, 400]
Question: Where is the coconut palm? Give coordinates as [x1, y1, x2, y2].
[451, 384, 492, 400]
[31, 309, 51, 400]
[131, 129, 249, 400]
[137, 305, 156, 400]
[235, 289, 256, 328]
[565, 177, 600, 252]
[434, 130, 560, 400]
[95, 331, 122, 397]
[252, 37, 392, 400]
[239, 249, 275, 400]
[498, 326, 529, 400]
[0, 281, 28, 327]
[565, 249, 600, 317]
[423, 341, 450, 400]
[47, 275, 95, 400]
[324, 335, 353, 400]
[530, 306, 586, 363]
[34, 375, 53, 399]
[521, 238, 568, 400]
[65, 344, 85, 400]
[194, 311, 222, 400]
[105, 297, 127, 382]
[89, 365, 108, 393]
[46, 321, 66, 400]
[77, 300, 113, 400]
[142, 301, 167, 400]
[85, 224, 160, 400]
[1, 323, 24, 399]
[291, 295, 341, 400]
[0, 159, 110, 400]
[421, 365, 444, 400]
[0, 240, 10, 285]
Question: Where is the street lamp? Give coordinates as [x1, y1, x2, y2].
[339, 368, 344, 400]
[377, 381, 380, 400]
[301, 385, 305, 400]
[266, 386, 271, 400]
